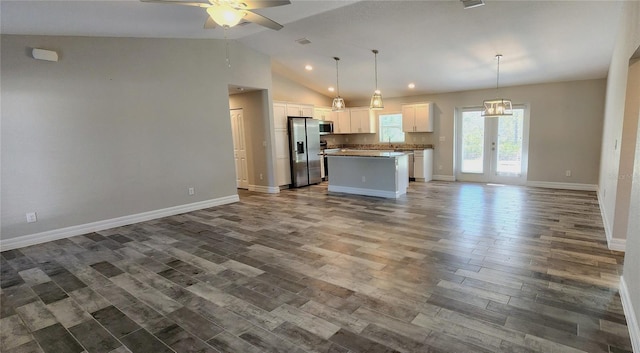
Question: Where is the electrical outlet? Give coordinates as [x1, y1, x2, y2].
[188, 187, 195, 195]
[259, 173, 263, 180]
[438, 165, 443, 170]
[26, 212, 37, 223]
[362, 176, 366, 182]
[565, 170, 571, 177]
[346, 137, 349, 142]
[439, 136, 446, 142]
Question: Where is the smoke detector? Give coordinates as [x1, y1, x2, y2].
[295, 38, 312, 45]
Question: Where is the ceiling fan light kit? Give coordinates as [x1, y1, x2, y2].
[369, 49, 384, 110]
[331, 57, 346, 112]
[206, 5, 245, 27]
[482, 54, 513, 117]
[141, 0, 289, 30]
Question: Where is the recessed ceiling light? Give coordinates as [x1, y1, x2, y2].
[305, 65, 313, 71]
[408, 83, 416, 89]
[328, 87, 335, 92]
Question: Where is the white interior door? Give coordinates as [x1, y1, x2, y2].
[230, 109, 249, 189]
[456, 106, 529, 184]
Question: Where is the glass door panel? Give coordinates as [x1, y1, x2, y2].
[495, 111, 524, 176]
[461, 111, 485, 174]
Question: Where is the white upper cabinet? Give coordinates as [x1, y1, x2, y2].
[286, 103, 314, 117]
[334, 110, 351, 134]
[314, 107, 336, 122]
[349, 107, 376, 134]
[402, 103, 433, 132]
[273, 102, 288, 130]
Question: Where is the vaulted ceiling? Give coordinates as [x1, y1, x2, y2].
[1, 0, 624, 101]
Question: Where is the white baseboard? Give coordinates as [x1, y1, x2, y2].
[597, 188, 626, 252]
[328, 185, 404, 199]
[432, 175, 455, 181]
[526, 181, 598, 191]
[248, 185, 280, 193]
[608, 237, 627, 252]
[620, 276, 640, 353]
[0, 195, 240, 251]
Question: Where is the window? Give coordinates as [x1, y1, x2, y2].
[379, 114, 405, 143]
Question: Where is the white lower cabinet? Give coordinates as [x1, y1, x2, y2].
[414, 149, 433, 182]
[275, 129, 291, 186]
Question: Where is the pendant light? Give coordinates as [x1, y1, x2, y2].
[370, 49, 384, 110]
[331, 57, 346, 112]
[482, 54, 513, 117]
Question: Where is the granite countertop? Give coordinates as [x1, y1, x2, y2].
[325, 150, 410, 158]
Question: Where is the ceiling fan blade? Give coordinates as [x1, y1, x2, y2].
[140, 0, 210, 8]
[243, 11, 283, 30]
[204, 16, 217, 29]
[242, 0, 290, 10]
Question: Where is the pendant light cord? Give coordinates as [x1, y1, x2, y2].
[373, 50, 379, 90]
[496, 54, 501, 91]
[334, 57, 340, 96]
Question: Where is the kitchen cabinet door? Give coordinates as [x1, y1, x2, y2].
[402, 105, 416, 132]
[314, 107, 327, 121]
[314, 107, 336, 121]
[413, 149, 433, 182]
[287, 104, 314, 117]
[349, 107, 375, 133]
[414, 103, 433, 132]
[401, 103, 433, 132]
[300, 104, 314, 117]
[275, 129, 291, 186]
[273, 102, 288, 130]
[335, 110, 351, 134]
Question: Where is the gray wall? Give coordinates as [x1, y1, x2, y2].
[1, 35, 273, 241]
[348, 79, 606, 184]
[599, 0, 640, 243]
[272, 71, 332, 107]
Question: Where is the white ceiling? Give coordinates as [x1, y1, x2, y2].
[1, 0, 624, 101]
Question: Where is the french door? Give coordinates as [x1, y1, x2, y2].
[455, 106, 529, 184]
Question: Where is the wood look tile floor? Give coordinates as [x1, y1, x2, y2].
[0, 182, 632, 353]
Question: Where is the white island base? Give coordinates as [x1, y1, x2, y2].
[327, 152, 409, 199]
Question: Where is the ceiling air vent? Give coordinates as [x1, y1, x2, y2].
[461, 0, 485, 9]
[295, 38, 312, 45]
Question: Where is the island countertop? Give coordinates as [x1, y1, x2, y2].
[325, 150, 410, 158]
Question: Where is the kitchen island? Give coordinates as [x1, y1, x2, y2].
[326, 150, 409, 198]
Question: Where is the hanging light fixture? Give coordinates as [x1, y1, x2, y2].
[332, 57, 346, 112]
[370, 49, 384, 110]
[482, 54, 513, 117]
[206, 4, 246, 28]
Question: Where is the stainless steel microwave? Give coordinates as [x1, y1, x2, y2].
[319, 120, 334, 135]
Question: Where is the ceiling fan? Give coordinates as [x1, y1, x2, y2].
[141, 0, 291, 30]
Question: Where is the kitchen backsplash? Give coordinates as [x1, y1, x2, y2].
[325, 143, 434, 150]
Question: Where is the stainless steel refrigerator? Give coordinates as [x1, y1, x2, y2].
[288, 117, 322, 187]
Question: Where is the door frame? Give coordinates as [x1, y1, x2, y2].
[454, 104, 530, 185]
